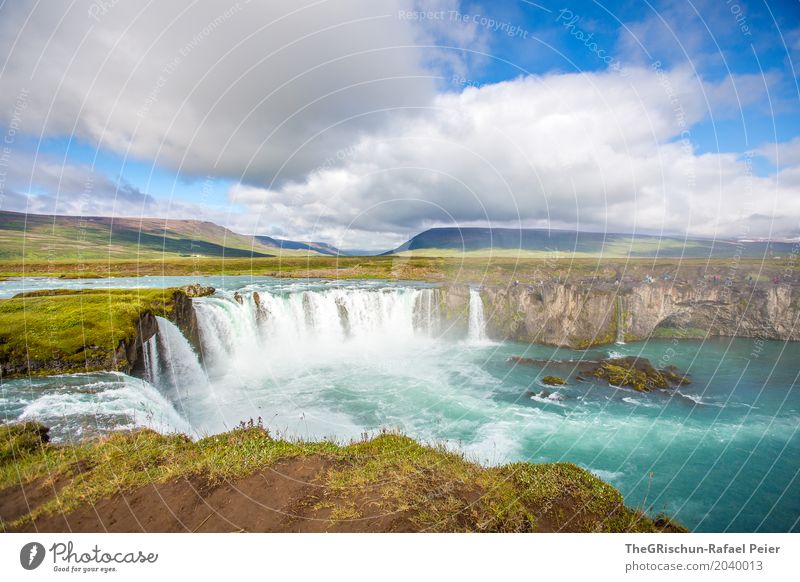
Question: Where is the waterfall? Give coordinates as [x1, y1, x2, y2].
[413, 288, 440, 336]
[615, 296, 626, 345]
[193, 297, 261, 373]
[131, 286, 449, 435]
[467, 288, 488, 343]
[141, 335, 159, 385]
[152, 316, 209, 401]
[193, 287, 442, 370]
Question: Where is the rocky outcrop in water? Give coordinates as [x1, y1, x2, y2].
[579, 356, 690, 392]
[441, 281, 799, 348]
[541, 375, 566, 386]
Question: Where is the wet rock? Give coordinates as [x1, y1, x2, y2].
[234, 292, 243, 305]
[581, 356, 690, 392]
[541, 375, 566, 386]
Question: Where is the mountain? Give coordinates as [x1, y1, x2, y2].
[0, 211, 333, 260]
[385, 227, 796, 259]
[254, 236, 344, 256]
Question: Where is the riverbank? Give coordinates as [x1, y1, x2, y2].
[0, 422, 683, 533]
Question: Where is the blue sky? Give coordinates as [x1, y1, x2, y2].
[0, 0, 798, 247]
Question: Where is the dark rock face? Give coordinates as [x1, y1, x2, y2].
[124, 312, 159, 378]
[126, 290, 201, 377]
[171, 290, 202, 354]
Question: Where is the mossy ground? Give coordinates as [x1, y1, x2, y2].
[541, 375, 566, 386]
[0, 422, 683, 533]
[0, 288, 178, 375]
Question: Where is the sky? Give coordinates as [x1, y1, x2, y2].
[0, 0, 798, 250]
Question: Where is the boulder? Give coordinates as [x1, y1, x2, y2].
[581, 356, 690, 392]
[181, 284, 215, 298]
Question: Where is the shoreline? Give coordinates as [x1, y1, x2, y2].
[0, 422, 684, 533]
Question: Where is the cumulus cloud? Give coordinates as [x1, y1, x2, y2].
[0, 155, 155, 217]
[0, 0, 479, 183]
[758, 137, 800, 168]
[228, 66, 800, 248]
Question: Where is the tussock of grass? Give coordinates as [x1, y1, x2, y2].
[0, 423, 684, 532]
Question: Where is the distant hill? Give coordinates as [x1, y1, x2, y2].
[385, 227, 796, 259]
[0, 211, 334, 260]
[255, 236, 344, 256]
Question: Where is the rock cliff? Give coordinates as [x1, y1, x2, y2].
[126, 288, 204, 377]
[440, 281, 799, 348]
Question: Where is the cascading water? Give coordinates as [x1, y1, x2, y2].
[194, 287, 442, 371]
[615, 296, 626, 345]
[151, 316, 209, 407]
[413, 288, 441, 336]
[142, 335, 159, 385]
[467, 288, 488, 343]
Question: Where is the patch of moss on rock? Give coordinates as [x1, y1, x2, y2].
[541, 375, 566, 386]
[584, 356, 690, 392]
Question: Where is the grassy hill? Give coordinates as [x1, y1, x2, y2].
[0, 211, 338, 260]
[0, 287, 185, 376]
[386, 227, 796, 259]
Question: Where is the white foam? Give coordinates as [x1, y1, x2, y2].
[18, 375, 193, 439]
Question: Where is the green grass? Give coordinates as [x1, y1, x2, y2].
[0, 422, 681, 532]
[0, 256, 793, 284]
[0, 288, 179, 375]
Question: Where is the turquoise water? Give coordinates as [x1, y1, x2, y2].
[1, 276, 798, 532]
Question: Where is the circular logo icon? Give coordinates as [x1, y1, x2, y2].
[20, 542, 46, 570]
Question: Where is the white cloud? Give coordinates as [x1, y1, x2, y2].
[0, 0, 479, 183]
[758, 137, 800, 168]
[227, 67, 800, 248]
